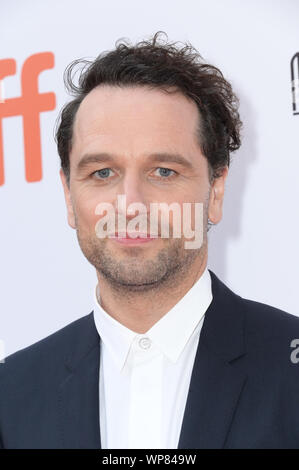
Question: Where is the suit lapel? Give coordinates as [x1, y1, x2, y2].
[178, 270, 248, 449]
[58, 314, 102, 449]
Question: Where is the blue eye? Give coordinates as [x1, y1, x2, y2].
[155, 167, 176, 178]
[93, 168, 113, 179]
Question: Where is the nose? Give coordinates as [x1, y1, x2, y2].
[113, 169, 149, 220]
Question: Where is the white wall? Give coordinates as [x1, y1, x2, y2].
[1, 0, 298, 357]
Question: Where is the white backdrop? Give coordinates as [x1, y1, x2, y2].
[1, 0, 298, 358]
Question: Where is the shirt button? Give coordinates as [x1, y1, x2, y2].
[138, 337, 151, 350]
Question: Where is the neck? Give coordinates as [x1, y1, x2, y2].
[95, 251, 208, 334]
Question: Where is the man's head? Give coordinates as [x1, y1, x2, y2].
[56, 31, 242, 292]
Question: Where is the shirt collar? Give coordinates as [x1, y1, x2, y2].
[93, 266, 213, 372]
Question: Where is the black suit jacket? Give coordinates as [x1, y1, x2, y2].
[1, 269, 299, 449]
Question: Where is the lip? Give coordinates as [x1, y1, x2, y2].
[108, 232, 159, 244]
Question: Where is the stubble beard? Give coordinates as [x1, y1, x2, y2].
[76, 223, 208, 295]
[74, 188, 210, 294]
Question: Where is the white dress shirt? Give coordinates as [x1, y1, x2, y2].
[92, 267, 213, 449]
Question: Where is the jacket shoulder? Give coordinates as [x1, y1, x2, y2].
[0, 312, 95, 384]
[209, 269, 299, 360]
[240, 295, 299, 337]
[237, 293, 299, 377]
[209, 269, 299, 336]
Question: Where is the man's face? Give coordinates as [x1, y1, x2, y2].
[60, 85, 227, 291]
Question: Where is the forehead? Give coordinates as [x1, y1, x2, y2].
[71, 85, 201, 158]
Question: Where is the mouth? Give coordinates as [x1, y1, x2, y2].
[108, 232, 159, 245]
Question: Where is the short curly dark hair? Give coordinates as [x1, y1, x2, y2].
[55, 31, 242, 187]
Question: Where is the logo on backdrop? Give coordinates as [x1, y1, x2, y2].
[0, 52, 56, 186]
[291, 52, 299, 116]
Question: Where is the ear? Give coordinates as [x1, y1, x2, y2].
[208, 166, 229, 224]
[59, 168, 76, 229]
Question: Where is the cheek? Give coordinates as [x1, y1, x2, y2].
[178, 192, 209, 234]
[74, 190, 106, 234]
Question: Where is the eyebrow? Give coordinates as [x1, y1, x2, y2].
[76, 152, 194, 172]
[76, 153, 115, 172]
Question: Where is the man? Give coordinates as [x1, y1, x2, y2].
[1, 31, 299, 449]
